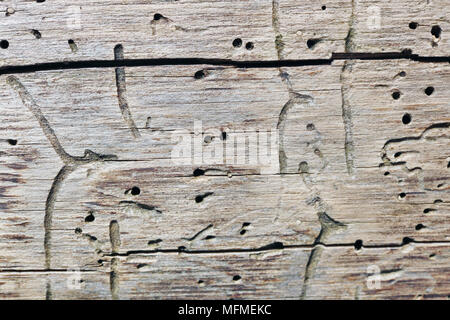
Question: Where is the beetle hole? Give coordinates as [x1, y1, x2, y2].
[193, 168, 205, 176]
[306, 39, 320, 49]
[409, 22, 418, 29]
[7, 139, 17, 145]
[354, 239, 363, 250]
[85, 212, 95, 222]
[415, 223, 425, 230]
[0, 40, 9, 49]
[402, 237, 414, 245]
[402, 113, 411, 125]
[130, 186, 140, 195]
[425, 86, 434, 96]
[153, 13, 164, 21]
[431, 25, 441, 38]
[392, 91, 401, 100]
[245, 42, 254, 50]
[194, 70, 205, 79]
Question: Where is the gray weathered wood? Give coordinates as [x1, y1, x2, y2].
[0, 0, 448, 300]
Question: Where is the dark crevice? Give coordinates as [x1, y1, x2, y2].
[108, 239, 450, 257]
[1, 52, 449, 75]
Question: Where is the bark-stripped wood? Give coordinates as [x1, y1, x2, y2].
[0, 0, 448, 300]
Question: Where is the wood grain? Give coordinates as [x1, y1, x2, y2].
[0, 0, 448, 300]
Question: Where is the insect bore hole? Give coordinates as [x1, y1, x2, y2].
[409, 22, 418, 30]
[431, 25, 441, 38]
[193, 168, 205, 177]
[354, 239, 363, 250]
[245, 42, 254, 50]
[402, 113, 411, 125]
[194, 70, 205, 79]
[232, 38, 242, 48]
[415, 223, 425, 230]
[392, 91, 401, 100]
[153, 13, 163, 21]
[85, 212, 95, 222]
[425, 86, 434, 96]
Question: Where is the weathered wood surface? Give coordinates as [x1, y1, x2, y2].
[0, 0, 449, 300]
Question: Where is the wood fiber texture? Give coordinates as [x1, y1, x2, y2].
[0, 0, 448, 299]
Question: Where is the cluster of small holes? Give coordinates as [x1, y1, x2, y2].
[390, 81, 436, 124]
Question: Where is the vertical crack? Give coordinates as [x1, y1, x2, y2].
[109, 220, 121, 300]
[341, 0, 356, 176]
[114, 44, 141, 139]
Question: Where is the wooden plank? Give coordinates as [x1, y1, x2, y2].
[0, 0, 448, 300]
[0, 243, 448, 299]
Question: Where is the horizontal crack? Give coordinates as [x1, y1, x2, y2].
[0, 52, 448, 75]
[106, 239, 450, 257]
